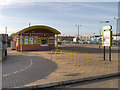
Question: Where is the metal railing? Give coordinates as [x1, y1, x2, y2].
[51, 49, 89, 66]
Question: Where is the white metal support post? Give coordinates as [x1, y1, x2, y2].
[0, 35, 2, 90]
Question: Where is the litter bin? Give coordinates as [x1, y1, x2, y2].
[11, 41, 15, 50]
[4, 45, 7, 56]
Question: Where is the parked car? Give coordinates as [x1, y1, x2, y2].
[78, 41, 83, 44]
[83, 41, 88, 44]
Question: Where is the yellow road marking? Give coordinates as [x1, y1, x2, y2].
[3, 59, 33, 77]
[3, 74, 9, 77]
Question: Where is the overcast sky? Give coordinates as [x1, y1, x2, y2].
[0, 1, 119, 36]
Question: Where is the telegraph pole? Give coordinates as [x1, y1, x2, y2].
[75, 24, 82, 38]
[114, 17, 120, 46]
[78, 25, 79, 38]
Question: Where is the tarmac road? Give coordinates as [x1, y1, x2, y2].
[58, 44, 119, 54]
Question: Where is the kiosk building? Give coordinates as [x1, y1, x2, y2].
[12, 25, 61, 52]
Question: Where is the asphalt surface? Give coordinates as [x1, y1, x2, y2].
[58, 45, 119, 54]
[2, 54, 57, 88]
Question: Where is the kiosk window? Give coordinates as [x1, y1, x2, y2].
[41, 39, 48, 46]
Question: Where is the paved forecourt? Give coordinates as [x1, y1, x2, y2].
[24, 44, 119, 88]
[2, 44, 119, 88]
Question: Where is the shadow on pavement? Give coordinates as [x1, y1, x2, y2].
[2, 55, 57, 88]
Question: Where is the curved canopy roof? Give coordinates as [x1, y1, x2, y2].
[12, 25, 61, 36]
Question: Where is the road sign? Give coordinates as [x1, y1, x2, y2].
[102, 25, 112, 61]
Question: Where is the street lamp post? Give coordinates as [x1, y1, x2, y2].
[75, 24, 82, 39]
[99, 20, 109, 49]
[29, 23, 31, 27]
[114, 17, 120, 46]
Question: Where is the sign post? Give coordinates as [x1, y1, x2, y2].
[104, 46, 105, 60]
[102, 25, 112, 61]
[109, 46, 111, 61]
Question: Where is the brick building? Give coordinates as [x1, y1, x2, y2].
[12, 25, 61, 52]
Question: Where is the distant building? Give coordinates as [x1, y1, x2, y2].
[62, 36, 75, 41]
[90, 34, 120, 44]
[0, 34, 8, 44]
[0, 34, 7, 61]
[79, 35, 91, 41]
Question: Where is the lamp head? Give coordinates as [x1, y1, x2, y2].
[105, 21, 109, 23]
